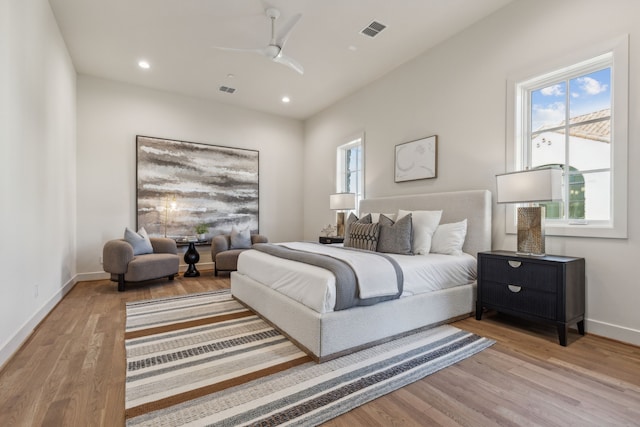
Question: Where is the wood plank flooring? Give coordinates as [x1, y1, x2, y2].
[1, 273, 638, 426]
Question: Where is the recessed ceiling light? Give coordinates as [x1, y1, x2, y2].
[138, 60, 150, 69]
[281, 96, 290, 103]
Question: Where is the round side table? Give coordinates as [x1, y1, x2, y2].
[183, 242, 200, 277]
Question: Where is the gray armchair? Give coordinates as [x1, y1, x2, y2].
[103, 237, 180, 291]
[211, 234, 268, 276]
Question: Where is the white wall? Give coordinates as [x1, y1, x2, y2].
[76, 76, 304, 278]
[0, 0, 77, 365]
[303, 0, 640, 345]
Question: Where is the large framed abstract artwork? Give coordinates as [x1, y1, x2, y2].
[136, 135, 259, 240]
[394, 135, 438, 182]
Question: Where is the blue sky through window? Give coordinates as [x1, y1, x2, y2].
[531, 68, 611, 131]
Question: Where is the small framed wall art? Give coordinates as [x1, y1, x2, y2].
[394, 135, 438, 182]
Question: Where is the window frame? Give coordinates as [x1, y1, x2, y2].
[336, 133, 364, 213]
[505, 36, 628, 239]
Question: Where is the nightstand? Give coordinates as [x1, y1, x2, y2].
[476, 250, 585, 346]
[319, 236, 344, 244]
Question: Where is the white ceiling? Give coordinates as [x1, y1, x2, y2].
[49, 0, 513, 120]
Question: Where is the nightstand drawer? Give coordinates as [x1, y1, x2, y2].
[482, 281, 556, 320]
[481, 257, 558, 293]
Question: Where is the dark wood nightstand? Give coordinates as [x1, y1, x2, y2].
[476, 250, 585, 346]
[319, 236, 344, 244]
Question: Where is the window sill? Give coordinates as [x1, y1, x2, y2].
[506, 221, 627, 239]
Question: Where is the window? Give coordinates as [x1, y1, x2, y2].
[337, 135, 364, 211]
[506, 37, 628, 238]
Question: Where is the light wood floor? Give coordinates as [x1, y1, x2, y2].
[1, 273, 639, 426]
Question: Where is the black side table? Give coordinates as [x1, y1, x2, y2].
[319, 236, 344, 244]
[476, 250, 585, 346]
[183, 242, 200, 277]
[176, 239, 209, 277]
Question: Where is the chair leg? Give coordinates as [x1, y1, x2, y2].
[117, 274, 125, 292]
[168, 274, 175, 281]
[214, 267, 218, 276]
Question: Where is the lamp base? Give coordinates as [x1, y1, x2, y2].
[336, 212, 346, 237]
[517, 206, 546, 256]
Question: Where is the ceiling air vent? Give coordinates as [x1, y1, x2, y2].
[219, 86, 236, 94]
[361, 21, 386, 38]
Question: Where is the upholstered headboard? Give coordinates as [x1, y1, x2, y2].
[359, 190, 492, 258]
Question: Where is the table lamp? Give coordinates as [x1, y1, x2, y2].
[330, 193, 356, 237]
[496, 167, 563, 256]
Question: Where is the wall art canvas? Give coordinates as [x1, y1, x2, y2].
[136, 136, 259, 240]
[394, 135, 438, 182]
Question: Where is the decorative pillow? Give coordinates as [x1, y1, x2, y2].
[397, 209, 442, 255]
[361, 212, 397, 223]
[343, 213, 372, 247]
[230, 226, 252, 249]
[345, 222, 379, 251]
[124, 226, 153, 255]
[430, 219, 468, 256]
[377, 214, 413, 255]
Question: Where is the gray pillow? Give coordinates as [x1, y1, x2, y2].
[345, 222, 379, 251]
[344, 213, 372, 246]
[377, 213, 413, 255]
[230, 226, 252, 249]
[124, 226, 154, 255]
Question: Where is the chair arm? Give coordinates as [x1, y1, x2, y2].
[211, 235, 231, 259]
[103, 240, 133, 274]
[150, 237, 178, 254]
[251, 234, 268, 245]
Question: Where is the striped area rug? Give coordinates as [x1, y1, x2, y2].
[125, 290, 494, 426]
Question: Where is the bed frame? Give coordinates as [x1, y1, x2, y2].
[231, 190, 492, 362]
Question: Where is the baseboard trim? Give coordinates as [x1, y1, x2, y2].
[586, 318, 640, 347]
[0, 275, 78, 369]
[179, 261, 213, 272]
[76, 262, 215, 282]
[76, 271, 110, 282]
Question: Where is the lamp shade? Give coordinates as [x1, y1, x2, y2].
[496, 167, 563, 204]
[329, 193, 356, 210]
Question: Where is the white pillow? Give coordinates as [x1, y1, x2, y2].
[397, 209, 442, 255]
[430, 219, 467, 256]
[361, 212, 397, 223]
[124, 226, 153, 255]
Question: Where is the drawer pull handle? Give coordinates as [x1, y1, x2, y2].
[508, 260, 522, 268]
[508, 285, 522, 293]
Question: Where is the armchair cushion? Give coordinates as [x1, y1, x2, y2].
[121, 253, 179, 282]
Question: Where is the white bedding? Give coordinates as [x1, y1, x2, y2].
[236, 243, 477, 314]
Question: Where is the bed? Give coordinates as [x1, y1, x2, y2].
[231, 190, 492, 362]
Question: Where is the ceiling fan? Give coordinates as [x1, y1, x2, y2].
[215, 8, 304, 75]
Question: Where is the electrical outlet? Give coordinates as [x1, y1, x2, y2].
[99, 255, 103, 264]
[34, 284, 39, 298]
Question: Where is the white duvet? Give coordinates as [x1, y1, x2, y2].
[236, 242, 477, 314]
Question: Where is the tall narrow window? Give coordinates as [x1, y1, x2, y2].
[507, 37, 628, 238]
[337, 136, 364, 211]
[529, 66, 611, 223]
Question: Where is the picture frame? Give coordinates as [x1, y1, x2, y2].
[136, 135, 259, 241]
[394, 135, 437, 182]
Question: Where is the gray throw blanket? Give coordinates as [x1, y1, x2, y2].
[252, 243, 403, 311]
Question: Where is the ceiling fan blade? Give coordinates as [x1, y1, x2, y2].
[213, 45, 271, 57]
[275, 13, 301, 49]
[273, 53, 304, 75]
